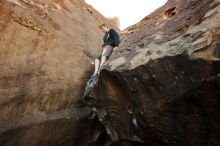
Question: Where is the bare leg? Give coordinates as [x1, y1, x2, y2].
[94, 59, 100, 74]
[98, 55, 107, 73]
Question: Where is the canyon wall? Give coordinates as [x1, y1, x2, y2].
[0, 0, 219, 146]
[0, 0, 116, 145]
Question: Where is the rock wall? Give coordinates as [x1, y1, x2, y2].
[0, 0, 117, 145]
[1, 0, 219, 146]
[84, 0, 220, 146]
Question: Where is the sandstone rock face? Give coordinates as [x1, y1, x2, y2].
[1, 0, 220, 146]
[83, 0, 220, 146]
[0, 0, 117, 145]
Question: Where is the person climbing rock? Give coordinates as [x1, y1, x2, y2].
[83, 23, 119, 104]
[92, 23, 120, 76]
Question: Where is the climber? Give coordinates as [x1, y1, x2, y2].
[92, 23, 120, 77]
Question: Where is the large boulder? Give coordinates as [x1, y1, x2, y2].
[84, 0, 220, 145]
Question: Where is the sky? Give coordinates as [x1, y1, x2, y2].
[85, 0, 167, 30]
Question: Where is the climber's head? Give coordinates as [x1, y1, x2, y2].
[99, 23, 109, 33]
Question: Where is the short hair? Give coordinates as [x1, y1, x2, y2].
[99, 23, 107, 29]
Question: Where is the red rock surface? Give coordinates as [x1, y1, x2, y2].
[0, 0, 118, 145]
[1, 0, 220, 146]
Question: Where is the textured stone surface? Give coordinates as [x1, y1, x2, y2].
[1, 0, 220, 146]
[0, 0, 117, 145]
[83, 0, 220, 146]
